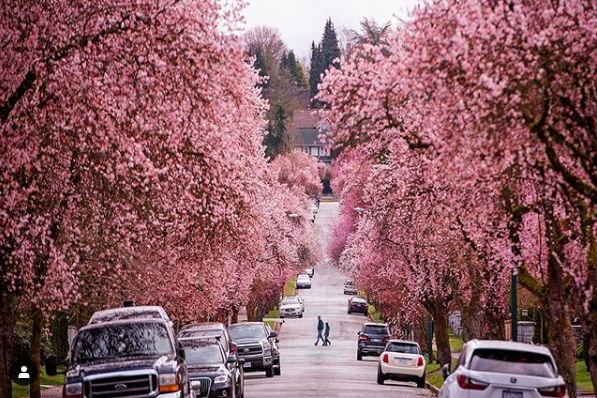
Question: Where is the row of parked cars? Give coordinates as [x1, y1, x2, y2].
[353, 321, 568, 397]
[47, 304, 283, 398]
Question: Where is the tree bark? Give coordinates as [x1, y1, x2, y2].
[582, 306, 597, 393]
[461, 303, 483, 342]
[427, 301, 452, 369]
[30, 308, 43, 398]
[0, 290, 17, 398]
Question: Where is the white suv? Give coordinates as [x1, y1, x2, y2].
[279, 296, 304, 318]
[439, 340, 567, 398]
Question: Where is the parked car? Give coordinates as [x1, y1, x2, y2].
[377, 340, 426, 387]
[265, 323, 281, 376]
[227, 322, 279, 377]
[52, 318, 190, 398]
[88, 305, 175, 331]
[439, 340, 567, 398]
[348, 296, 369, 315]
[181, 339, 243, 398]
[344, 280, 358, 295]
[357, 323, 390, 360]
[296, 273, 312, 289]
[179, 322, 237, 357]
[280, 296, 305, 318]
[304, 266, 315, 278]
[178, 322, 244, 396]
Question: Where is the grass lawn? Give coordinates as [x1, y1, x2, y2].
[576, 360, 594, 393]
[449, 334, 464, 353]
[368, 304, 383, 323]
[284, 276, 297, 297]
[12, 368, 65, 398]
[425, 358, 458, 389]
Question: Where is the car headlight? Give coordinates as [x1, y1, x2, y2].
[159, 373, 179, 393]
[262, 341, 271, 350]
[214, 375, 228, 384]
[63, 382, 82, 398]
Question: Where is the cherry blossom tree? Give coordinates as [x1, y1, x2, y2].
[1, 1, 321, 397]
[320, 0, 595, 392]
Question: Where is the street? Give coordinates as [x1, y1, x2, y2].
[244, 202, 432, 398]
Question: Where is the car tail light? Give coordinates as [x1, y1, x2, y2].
[358, 335, 369, 341]
[457, 374, 488, 390]
[538, 385, 566, 397]
[417, 356, 424, 366]
[382, 353, 389, 363]
[63, 383, 83, 398]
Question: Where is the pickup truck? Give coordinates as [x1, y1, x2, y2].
[227, 322, 279, 378]
[50, 318, 190, 398]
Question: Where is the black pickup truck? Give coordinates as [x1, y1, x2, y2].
[52, 318, 190, 398]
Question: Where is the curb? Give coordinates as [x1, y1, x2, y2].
[425, 382, 440, 396]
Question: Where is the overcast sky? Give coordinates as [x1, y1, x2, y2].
[241, 0, 421, 60]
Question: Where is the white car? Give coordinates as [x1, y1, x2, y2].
[439, 340, 567, 398]
[296, 274, 312, 289]
[377, 339, 426, 387]
[279, 296, 304, 318]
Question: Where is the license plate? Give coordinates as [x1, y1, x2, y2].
[371, 338, 381, 342]
[243, 362, 251, 368]
[503, 392, 523, 398]
[398, 358, 410, 365]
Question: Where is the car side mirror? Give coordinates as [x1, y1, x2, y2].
[226, 355, 237, 364]
[441, 363, 450, 380]
[45, 355, 58, 376]
[269, 331, 278, 338]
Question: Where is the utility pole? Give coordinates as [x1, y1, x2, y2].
[511, 265, 518, 342]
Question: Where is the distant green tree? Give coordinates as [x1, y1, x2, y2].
[309, 19, 340, 106]
[309, 41, 323, 100]
[263, 103, 290, 159]
[321, 18, 341, 71]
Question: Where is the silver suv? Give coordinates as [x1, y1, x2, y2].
[227, 322, 279, 378]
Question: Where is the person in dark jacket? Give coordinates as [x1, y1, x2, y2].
[314, 316, 325, 345]
[323, 322, 331, 346]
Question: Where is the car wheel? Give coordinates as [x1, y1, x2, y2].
[376, 367, 385, 385]
[274, 364, 281, 376]
[357, 351, 362, 361]
[348, 310, 351, 314]
[417, 375, 426, 388]
[265, 365, 274, 378]
[299, 313, 303, 318]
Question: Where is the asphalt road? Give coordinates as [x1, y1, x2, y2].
[244, 201, 432, 398]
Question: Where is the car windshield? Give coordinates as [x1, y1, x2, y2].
[352, 298, 367, 303]
[228, 324, 267, 340]
[386, 342, 420, 354]
[184, 344, 224, 365]
[73, 322, 172, 364]
[363, 325, 389, 335]
[282, 297, 300, 305]
[469, 349, 556, 378]
[298, 274, 309, 279]
[345, 281, 354, 286]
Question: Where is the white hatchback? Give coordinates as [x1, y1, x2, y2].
[439, 340, 567, 398]
[377, 339, 426, 387]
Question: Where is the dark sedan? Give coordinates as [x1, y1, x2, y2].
[182, 340, 243, 398]
[347, 296, 368, 315]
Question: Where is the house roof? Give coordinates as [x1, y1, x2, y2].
[289, 110, 327, 147]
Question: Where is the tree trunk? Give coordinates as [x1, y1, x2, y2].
[231, 305, 239, 325]
[582, 307, 597, 393]
[0, 291, 17, 398]
[30, 308, 43, 398]
[461, 303, 483, 342]
[428, 301, 452, 369]
[543, 256, 577, 398]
